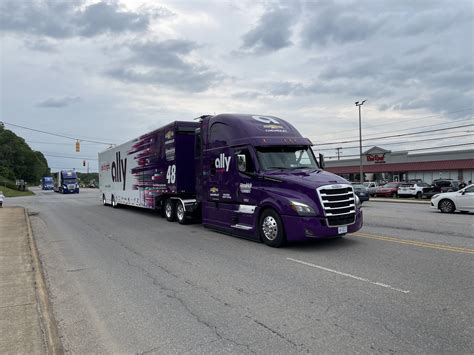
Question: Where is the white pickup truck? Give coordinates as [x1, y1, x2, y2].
[363, 182, 378, 197]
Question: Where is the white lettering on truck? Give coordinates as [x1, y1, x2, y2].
[215, 153, 231, 172]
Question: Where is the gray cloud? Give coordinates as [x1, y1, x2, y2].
[23, 37, 58, 52]
[240, 3, 300, 54]
[301, 1, 384, 47]
[106, 39, 223, 92]
[76, 2, 149, 37]
[36, 96, 81, 108]
[0, 0, 169, 39]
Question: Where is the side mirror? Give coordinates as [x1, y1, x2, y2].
[237, 154, 247, 172]
[319, 153, 325, 169]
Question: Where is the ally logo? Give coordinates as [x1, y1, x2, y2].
[111, 151, 127, 191]
[215, 153, 231, 172]
[252, 115, 279, 124]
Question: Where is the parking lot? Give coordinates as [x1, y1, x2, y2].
[9, 188, 474, 353]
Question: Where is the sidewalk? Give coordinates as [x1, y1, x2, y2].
[0, 207, 61, 354]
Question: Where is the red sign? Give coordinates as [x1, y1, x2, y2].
[366, 153, 386, 163]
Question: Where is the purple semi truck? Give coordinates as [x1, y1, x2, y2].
[98, 114, 363, 247]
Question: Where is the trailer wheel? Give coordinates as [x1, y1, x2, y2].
[259, 209, 286, 248]
[102, 194, 107, 206]
[176, 201, 187, 224]
[111, 195, 118, 208]
[164, 199, 176, 221]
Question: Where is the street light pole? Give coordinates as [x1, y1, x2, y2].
[355, 100, 366, 184]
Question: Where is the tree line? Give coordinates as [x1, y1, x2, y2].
[0, 124, 50, 183]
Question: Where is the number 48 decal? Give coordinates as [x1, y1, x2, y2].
[166, 164, 176, 184]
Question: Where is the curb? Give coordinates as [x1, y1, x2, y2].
[25, 208, 63, 355]
[369, 198, 430, 205]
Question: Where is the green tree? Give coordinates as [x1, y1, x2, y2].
[0, 125, 50, 183]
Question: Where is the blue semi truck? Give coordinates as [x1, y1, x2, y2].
[41, 176, 54, 190]
[53, 170, 79, 194]
[99, 114, 363, 247]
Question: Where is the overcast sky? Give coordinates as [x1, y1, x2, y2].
[1, 0, 473, 172]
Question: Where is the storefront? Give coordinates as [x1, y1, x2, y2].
[324, 146, 474, 184]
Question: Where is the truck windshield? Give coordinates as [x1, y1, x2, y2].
[43, 177, 53, 182]
[256, 146, 318, 171]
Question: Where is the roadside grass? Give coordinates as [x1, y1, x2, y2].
[0, 185, 35, 197]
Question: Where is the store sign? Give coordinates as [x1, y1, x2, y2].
[366, 153, 386, 163]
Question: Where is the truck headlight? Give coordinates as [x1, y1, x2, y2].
[290, 201, 315, 216]
[354, 194, 361, 209]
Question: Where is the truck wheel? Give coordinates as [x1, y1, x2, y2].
[439, 199, 455, 213]
[102, 194, 107, 206]
[259, 209, 286, 248]
[164, 199, 176, 221]
[176, 201, 187, 224]
[111, 195, 118, 208]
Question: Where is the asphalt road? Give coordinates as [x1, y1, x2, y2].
[10, 188, 474, 354]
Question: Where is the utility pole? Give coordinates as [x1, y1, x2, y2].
[336, 147, 342, 160]
[355, 100, 366, 184]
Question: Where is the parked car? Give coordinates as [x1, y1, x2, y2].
[423, 179, 460, 198]
[352, 183, 370, 204]
[363, 181, 378, 197]
[375, 182, 402, 197]
[398, 182, 431, 199]
[431, 184, 474, 213]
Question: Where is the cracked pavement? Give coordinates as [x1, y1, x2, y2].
[10, 188, 474, 353]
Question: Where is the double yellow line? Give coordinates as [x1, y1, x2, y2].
[353, 232, 474, 255]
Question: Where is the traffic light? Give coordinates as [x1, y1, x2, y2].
[83, 160, 86, 167]
[75, 140, 80, 152]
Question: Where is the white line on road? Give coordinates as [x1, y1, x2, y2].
[286, 257, 410, 294]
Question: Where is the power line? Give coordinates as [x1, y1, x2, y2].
[44, 154, 98, 161]
[1, 121, 115, 145]
[315, 133, 474, 151]
[312, 123, 474, 146]
[26, 140, 102, 146]
[325, 142, 474, 159]
[315, 107, 473, 137]
[309, 116, 473, 143]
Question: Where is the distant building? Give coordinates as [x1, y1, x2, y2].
[324, 146, 474, 183]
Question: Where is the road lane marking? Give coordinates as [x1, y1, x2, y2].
[287, 257, 410, 294]
[353, 232, 474, 255]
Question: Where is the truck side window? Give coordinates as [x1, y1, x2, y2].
[209, 122, 230, 148]
[235, 149, 255, 173]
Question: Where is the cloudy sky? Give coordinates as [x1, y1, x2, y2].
[1, 0, 472, 172]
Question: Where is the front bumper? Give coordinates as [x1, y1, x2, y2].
[281, 210, 363, 242]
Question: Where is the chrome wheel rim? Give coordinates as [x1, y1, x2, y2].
[440, 200, 452, 212]
[103, 196, 106, 205]
[165, 202, 172, 218]
[262, 216, 278, 241]
[177, 204, 184, 221]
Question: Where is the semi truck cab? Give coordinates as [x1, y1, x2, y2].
[196, 114, 363, 247]
[41, 176, 54, 190]
[54, 170, 79, 194]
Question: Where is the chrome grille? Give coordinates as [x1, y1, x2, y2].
[317, 184, 356, 227]
[67, 184, 76, 190]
